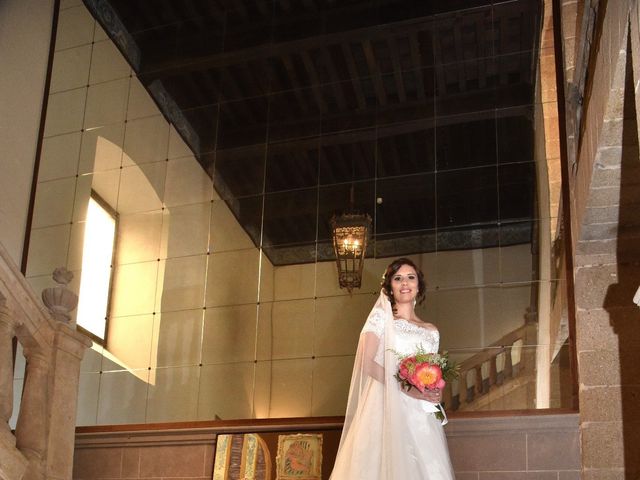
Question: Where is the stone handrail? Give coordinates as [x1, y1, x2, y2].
[443, 322, 538, 411]
[0, 242, 91, 480]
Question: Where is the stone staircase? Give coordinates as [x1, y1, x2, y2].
[0, 243, 91, 480]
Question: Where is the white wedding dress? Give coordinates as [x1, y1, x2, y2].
[330, 292, 455, 480]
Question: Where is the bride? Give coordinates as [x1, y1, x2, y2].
[329, 258, 455, 479]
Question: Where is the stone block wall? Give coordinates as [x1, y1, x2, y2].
[74, 443, 215, 480]
[567, 0, 640, 477]
[73, 414, 581, 479]
[447, 414, 580, 479]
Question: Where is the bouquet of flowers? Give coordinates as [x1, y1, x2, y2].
[393, 346, 459, 394]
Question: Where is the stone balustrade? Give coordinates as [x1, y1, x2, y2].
[0, 243, 91, 480]
[443, 322, 538, 412]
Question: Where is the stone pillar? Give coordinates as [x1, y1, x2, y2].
[541, 0, 563, 234]
[560, 0, 582, 81]
[15, 347, 50, 480]
[534, 0, 570, 410]
[45, 323, 91, 480]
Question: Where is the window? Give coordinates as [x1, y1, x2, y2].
[76, 193, 117, 343]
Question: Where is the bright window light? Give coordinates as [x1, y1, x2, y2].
[76, 195, 116, 342]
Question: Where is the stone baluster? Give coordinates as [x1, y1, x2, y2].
[15, 346, 49, 480]
[474, 366, 483, 396]
[489, 355, 498, 389]
[495, 350, 505, 386]
[0, 299, 15, 443]
[458, 371, 468, 407]
[443, 382, 453, 409]
[0, 297, 29, 480]
[504, 345, 514, 380]
[481, 362, 490, 394]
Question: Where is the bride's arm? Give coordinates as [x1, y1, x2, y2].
[361, 332, 385, 383]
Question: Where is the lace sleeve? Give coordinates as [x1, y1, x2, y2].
[361, 308, 385, 337]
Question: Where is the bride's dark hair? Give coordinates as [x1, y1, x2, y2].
[381, 257, 426, 311]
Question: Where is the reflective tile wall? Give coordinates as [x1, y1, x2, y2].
[18, 0, 574, 426]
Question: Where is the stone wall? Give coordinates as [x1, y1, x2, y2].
[448, 414, 580, 479]
[565, 0, 640, 477]
[73, 414, 581, 480]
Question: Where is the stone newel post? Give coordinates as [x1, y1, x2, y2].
[10, 267, 91, 480]
[45, 323, 91, 479]
[40, 268, 91, 479]
[1, 245, 92, 480]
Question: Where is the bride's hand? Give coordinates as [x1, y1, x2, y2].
[422, 388, 442, 403]
[404, 387, 441, 403]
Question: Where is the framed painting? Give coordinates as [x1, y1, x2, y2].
[275, 433, 323, 480]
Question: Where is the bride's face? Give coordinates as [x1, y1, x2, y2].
[390, 264, 419, 304]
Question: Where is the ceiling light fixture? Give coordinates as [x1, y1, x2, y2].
[330, 186, 371, 292]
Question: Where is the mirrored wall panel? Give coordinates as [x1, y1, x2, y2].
[22, 0, 575, 426]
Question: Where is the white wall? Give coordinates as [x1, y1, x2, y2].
[0, 0, 54, 266]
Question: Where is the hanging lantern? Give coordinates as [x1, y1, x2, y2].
[330, 213, 372, 292]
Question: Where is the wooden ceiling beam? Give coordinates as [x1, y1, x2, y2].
[212, 101, 529, 161]
[280, 55, 311, 114]
[476, 12, 489, 88]
[219, 69, 252, 123]
[330, 145, 347, 179]
[498, 13, 510, 85]
[389, 37, 407, 103]
[453, 19, 466, 92]
[406, 130, 419, 169]
[203, 70, 222, 104]
[217, 77, 526, 152]
[409, 33, 426, 101]
[432, 24, 448, 97]
[321, 48, 347, 111]
[299, 51, 328, 114]
[341, 43, 367, 110]
[362, 39, 388, 106]
[353, 142, 370, 177]
[382, 134, 401, 175]
[142, 16, 433, 77]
